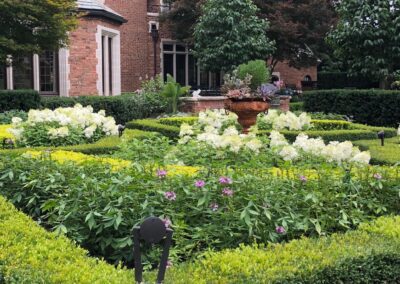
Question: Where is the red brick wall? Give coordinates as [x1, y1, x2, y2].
[68, 17, 121, 96]
[274, 61, 317, 90]
[105, 0, 149, 92]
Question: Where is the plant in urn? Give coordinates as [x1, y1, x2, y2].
[222, 60, 278, 133]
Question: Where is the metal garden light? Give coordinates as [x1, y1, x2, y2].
[377, 130, 385, 146]
[133, 217, 173, 284]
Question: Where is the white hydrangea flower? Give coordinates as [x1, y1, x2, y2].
[48, 127, 69, 139]
[223, 126, 239, 136]
[279, 145, 299, 161]
[7, 127, 23, 139]
[178, 135, 192, 144]
[11, 117, 23, 125]
[245, 139, 263, 153]
[84, 125, 97, 139]
[180, 123, 194, 137]
[351, 151, 371, 165]
[269, 130, 288, 148]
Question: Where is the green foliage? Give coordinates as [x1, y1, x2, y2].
[354, 137, 400, 165]
[1, 152, 399, 267]
[0, 90, 41, 112]
[0, 0, 78, 60]
[161, 75, 191, 113]
[0, 196, 133, 283]
[327, 1, 400, 86]
[0, 110, 27, 124]
[193, 0, 275, 72]
[164, 216, 400, 283]
[158, 117, 198, 127]
[126, 119, 181, 139]
[289, 102, 304, 112]
[303, 89, 400, 127]
[41, 92, 168, 124]
[237, 60, 271, 90]
[0, 129, 156, 156]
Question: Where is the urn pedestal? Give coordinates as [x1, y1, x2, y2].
[225, 99, 269, 134]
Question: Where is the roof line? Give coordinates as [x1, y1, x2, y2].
[79, 8, 127, 24]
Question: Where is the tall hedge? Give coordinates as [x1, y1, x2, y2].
[317, 72, 379, 89]
[303, 89, 400, 127]
[0, 90, 41, 112]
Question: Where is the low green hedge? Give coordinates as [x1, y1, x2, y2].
[0, 90, 41, 112]
[164, 216, 400, 283]
[0, 129, 157, 156]
[303, 89, 400, 127]
[0, 195, 134, 283]
[126, 119, 181, 139]
[354, 137, 400, 165]
[258, 124, 397, 142]
[158, 117, 198, 127]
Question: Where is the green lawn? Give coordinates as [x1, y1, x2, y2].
[354, 137, 400, 165]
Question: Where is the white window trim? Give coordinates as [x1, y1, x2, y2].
[59, 48, 70, 97]
[96, 25, 121, 96]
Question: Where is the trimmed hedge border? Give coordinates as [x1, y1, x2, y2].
[303, 89, 400, 127]
[354, 137, 400, 165]
[0, 90, 41, 112]
[127, 117, 397, 142]
[164, 216, 400, 283]
[0, 195, 134, 283]
[0, 129, 157, 156]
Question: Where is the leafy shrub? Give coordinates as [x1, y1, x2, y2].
[126, 119, 181, 139]
[289, 102, 304, 111]
[318, 72, 379, 89]
[0, 154, 399, 266]
[164, 216, 400, 283]
[0, 90, 41, 112]
[41, 92, 168, 125]
[237, 59, 271, 90]
[303, 89, 400, 127]
[161, 75, 191, 114]
[0, 110, 27, 124]
[158, 117, 198, 127]
[0, 196, 134, 283]
[312, 119, 352, 130]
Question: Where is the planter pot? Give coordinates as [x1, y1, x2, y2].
[225, 98, 269, 133]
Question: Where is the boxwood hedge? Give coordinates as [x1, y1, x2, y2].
[0, 195, 134, 283]
[164, 216, 400, 284]
[0, 90, 41, 112]
[303, 89, 400, 127]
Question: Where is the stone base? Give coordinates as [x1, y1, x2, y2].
[179, 96, 228, 113]
[270, 96, 291, 112]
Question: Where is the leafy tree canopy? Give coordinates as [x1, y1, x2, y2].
[328, 0, 400, 87]
[193, 0, 275, 72]
[0, 0, 78, 61]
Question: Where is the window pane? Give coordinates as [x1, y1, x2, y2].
[13, 56, 33, 90]
[199, 69, 209, 89]
[188, 55, 197, 87]
[176, 54, 186, 86]
[109, 37, 113, 94]
[40, 51, 57, 93]
[163, 53, 174, 81]
[163, 44, 173, 51]
[176, 44, 186, 52]
[0, 65, 5, 90]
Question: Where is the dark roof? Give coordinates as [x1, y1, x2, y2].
[77, 0, 127, 24]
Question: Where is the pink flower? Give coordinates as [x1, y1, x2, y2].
[373, 173, 382, 180]
[157, 169, 167, 178]
[299, 175, 307, 182]
[210, 202, 219, 212]
[222, 188, 234, 197]
[219, 176, 232, 185]
[164, 191, 176, 201]
[276, 226, 286, 234]
[195, 180, 206, 188]
[163, 218, 172, 229]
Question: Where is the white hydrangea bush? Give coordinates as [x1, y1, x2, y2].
[178, 109, 263, 153]
[8, 104, 119, 147]
[258, 110, 312, 131]
[269, 130, 371, 165]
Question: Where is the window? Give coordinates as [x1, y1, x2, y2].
[0, 64, 5, 90]
[13, 56, 33, 90]
[101, 35, 114, 96]
[162, 42, 222, 89]
[39, 51, 58, 93]
[303, 75, 312, 82]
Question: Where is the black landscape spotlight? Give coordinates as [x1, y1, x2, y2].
[133, 217, 173, 284]
[377, 130, 385, 146]
[2, 138, 14, 149]
[118, 124, 125, 137]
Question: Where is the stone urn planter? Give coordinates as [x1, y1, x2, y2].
[225, 98, 269, 133]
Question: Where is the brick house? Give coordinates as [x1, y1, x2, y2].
[0, 0, 317, 97]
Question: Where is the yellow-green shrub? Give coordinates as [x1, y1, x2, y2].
[0, 196, 134, 283]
